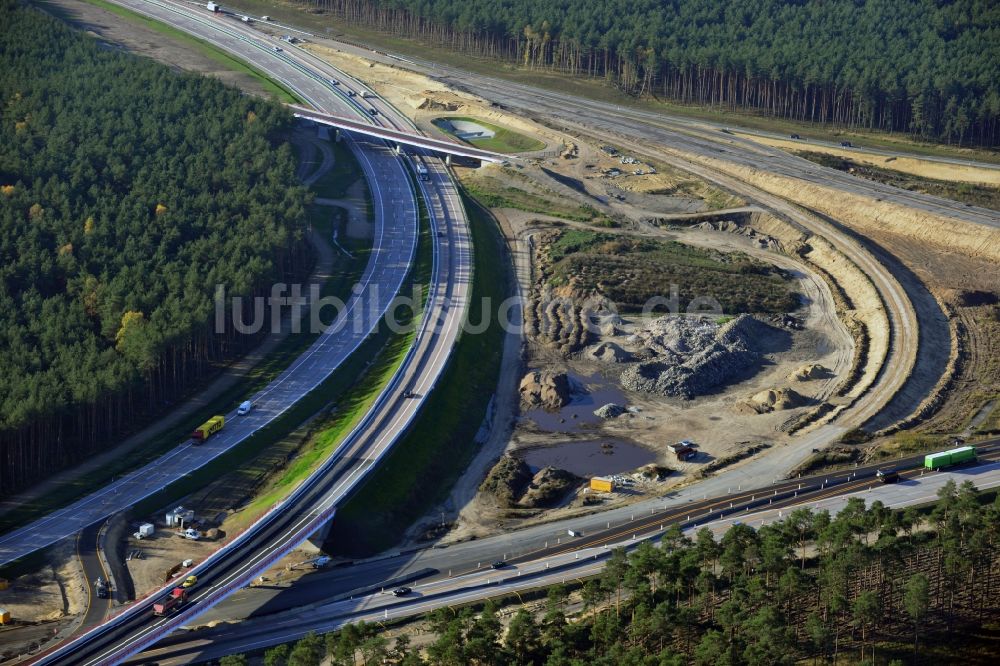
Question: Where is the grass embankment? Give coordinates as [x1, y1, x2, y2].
[462, 167, 608, 224]
[327, 191, 510, 556]
[432, 116, 545, 154]
[796, 151, 1000, 210]
[0, 142, 366, 539]
[543, 229, 799, 315]
[219, 0, 1000, 165]
[68, 0, 302, 104]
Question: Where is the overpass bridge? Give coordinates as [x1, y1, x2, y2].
[289, 105, 509, 163]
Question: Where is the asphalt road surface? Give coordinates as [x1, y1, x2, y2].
[132, 444, 1000, 664]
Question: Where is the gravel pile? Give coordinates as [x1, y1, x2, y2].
[620, 315, 774, 398]
[594, 403, 627, 418]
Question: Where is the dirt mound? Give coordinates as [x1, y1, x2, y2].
[478, 455, 533, 507]
[405, 91, 464, 112]
[518, 467, 581, 508]
[620, 315, 779, 398]
[789, 363, 830, 381]
[519, 371, 572, 411]
[584, 341, 633, 363]
[738, 387, 808, 414]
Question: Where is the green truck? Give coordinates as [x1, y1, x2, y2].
[924, 445, 977, 470]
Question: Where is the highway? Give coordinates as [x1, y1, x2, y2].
[14, 2, 998, 663]
[131, 441, 1000, 664]
[25, 0, 477, 663]
[0, 2, 423, 566]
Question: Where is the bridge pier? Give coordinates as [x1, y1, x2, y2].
[302, 518, 335, 554]
[334, 128, 341, 143]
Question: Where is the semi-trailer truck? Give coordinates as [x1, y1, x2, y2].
[153, 588, 187, 615]
[924, 445, 977, 470]
[191, 416, 224, 443]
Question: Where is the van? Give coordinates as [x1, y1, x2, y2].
[876, 469, 899, 483]
[238, 400, 253, 415]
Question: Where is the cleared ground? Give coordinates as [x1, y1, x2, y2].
[795, 150, 1000, 210]
[431, 116, 546, 153]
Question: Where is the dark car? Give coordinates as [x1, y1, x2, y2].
[491, 561, 507, 570]
[840, 140, 852, 147]
[876, 469, 900, 483]
[392, 586, 412, 596]
[790, 133, 801, 139]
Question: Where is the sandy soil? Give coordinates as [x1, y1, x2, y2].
[441, 200, 853, 539]
[121, 524, 223, 603]
[736, 133, 1000, 186]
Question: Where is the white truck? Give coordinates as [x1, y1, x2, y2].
[206, 1, 220, 12]
[238, 400, 253, 415]
[415, 164, 429, 181]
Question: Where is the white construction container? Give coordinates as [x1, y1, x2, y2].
[138, 523, 155, 538]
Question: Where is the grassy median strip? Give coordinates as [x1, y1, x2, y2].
[329, 189, 510, 556]
[67, 0, 302, 104]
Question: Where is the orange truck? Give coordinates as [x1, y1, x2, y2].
[191, 416, 224, 443]
[153, 588, 187, 616]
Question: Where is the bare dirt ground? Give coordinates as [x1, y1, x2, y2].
[439, 197, 853, 540]
[0, 539, 85, 661]
[735, 132, 1000, 186]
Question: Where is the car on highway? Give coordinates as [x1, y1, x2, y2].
[181, 575, 198, 588]
[876, 469, 900, 483]
[369, 108, 378, 116]
[330, 79, 340, 85]
[840, 140, 852, 147]
[238, 400, 253, 415]
[272, 46, 282, 53]
[491, 561, 507, 570]
[347, 90, 357, 97]
[392, 586, 412, 596]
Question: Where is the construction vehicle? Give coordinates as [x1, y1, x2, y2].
[191, 416, 224, 443]
[924, 445, 977, 470]
[153, 588, 187, 616]
[415, 164, 429, 181]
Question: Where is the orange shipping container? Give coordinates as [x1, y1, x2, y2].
[590, 477, 615, 493]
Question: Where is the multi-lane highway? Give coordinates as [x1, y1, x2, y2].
[131, 441, 1000, 664]
[0, 3, 424, 567]
[26, 0, 479, 663]
[14, 2, 1000, 663]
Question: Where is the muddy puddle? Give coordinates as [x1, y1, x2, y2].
[516, 439, 656, 477]
[523, 372, 627, 432]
